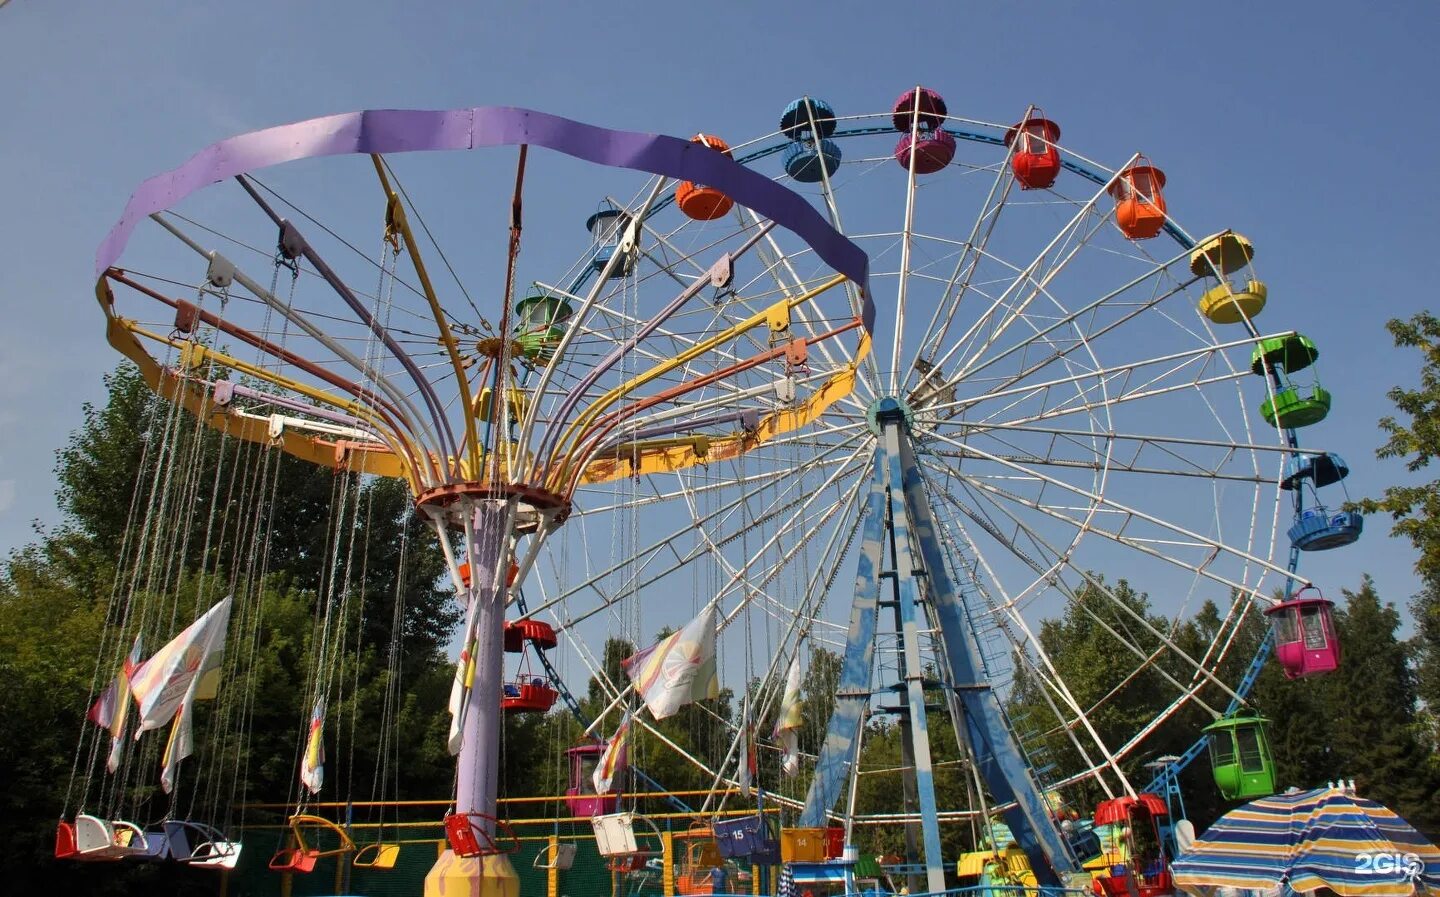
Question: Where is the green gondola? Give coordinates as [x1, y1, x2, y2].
[512, 294, 574, 361]
[1203, 712, 1276, 800]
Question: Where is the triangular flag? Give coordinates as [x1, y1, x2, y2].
[622, 604, 719, 720]
[592, 714, 631, 795]
[299, 697, 325, 794]
[89, 635, 143, 773]
[130, 597, 232, 735]
[773, 654, 803, 777]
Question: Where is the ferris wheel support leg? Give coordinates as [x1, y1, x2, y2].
[881, 417, 949, 896]
[889, 400, 1084, 889]
[799, 470, 884, 827]
[425, 498, 519, 897]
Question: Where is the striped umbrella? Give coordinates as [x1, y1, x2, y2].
[1175, 785, 1440, 897]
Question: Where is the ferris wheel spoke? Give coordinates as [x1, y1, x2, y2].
[704, 452, 870, 628]
[928, 437, 1274, 486]
[611, 452, 868, 631]
[573, 471, 867, 784]
[741, 207, 877, 404]
[576, 439, 862, 516]
[938, 255, 1195, 396]
[928, 465, 1238, 721]
[928, 331, 1275, 429]
[570, 297, 751, 378]
[795, 114, 884, 401]
[911, 140, 1020, 381]
[561, 624, 803, 809]
[929, 162, 1133, 384]
[959, 421, 1304, 460]
[538, 438, 867, 629]
[927, 434, 1292, 600]
[925, 494, 1130, 796]
[1105, 600, 1266, 764]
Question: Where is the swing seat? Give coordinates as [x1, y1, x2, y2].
[443, 812, 520, 858]
[593, 811, 661, 872]
[713, 814, 779, 859]
[163, 820, 242, 869]
[72, 815, 149, 860]
[141, 830, 172, 861]
[73, 814, 118, 858]
[780, 826, 828, 863]
[592, 811, 648, 857]
[55, 821, 78, 859]
[269, 814, 355, 873]
[269, 846, 319, 873]
[533, 841, 578, 870]
[352, 842, 401, 869]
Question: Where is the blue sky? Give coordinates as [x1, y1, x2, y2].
[2, 0, 1438, 623]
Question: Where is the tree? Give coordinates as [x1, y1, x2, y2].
[1357, 313, 1440, 581]
[1321, 578, 1439, 835]
[1007, 578, 1179, 807]
[0, 362, 463, 892]
[1355, 312, 1440, 721]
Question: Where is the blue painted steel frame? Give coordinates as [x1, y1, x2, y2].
[895, 413, 1080, 886]
[799, 462, 883, 826]
[801, 403, 1080, 888]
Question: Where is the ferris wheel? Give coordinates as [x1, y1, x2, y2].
[72, 90, 1358, 894]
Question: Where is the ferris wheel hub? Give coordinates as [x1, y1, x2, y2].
[865, 395, 916, 436]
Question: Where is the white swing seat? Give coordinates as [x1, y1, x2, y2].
[190, 838, 242, 870]
[533, 841, 578, 870]
[592, 811, 660, 859]
[164, 819, 242, 869]
[73, 815, 148, 860]
[74, 815, 115, 856]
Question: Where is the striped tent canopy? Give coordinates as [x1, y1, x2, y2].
[1174, 785, 1440, 897]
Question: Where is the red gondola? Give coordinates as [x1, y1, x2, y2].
[501, 677, 558, 713]
[1092, 794, 1173, 897]
[503, 618, 557, 653]
[1004, 112, 1062, 189]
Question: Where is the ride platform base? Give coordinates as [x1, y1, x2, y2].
[424, 850, 520, 897]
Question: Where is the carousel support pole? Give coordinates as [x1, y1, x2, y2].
[425, 496, 520, 897]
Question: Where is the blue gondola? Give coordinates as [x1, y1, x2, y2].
[1282, 452, 1363, 551]
[780, 97, 843, 183]
[585, 208, 636, 279]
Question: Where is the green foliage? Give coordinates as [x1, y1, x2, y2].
[0, 363, 461, 892]
[1353, 310, 1440, 742]
[1355, 313, 1440, 581]
[1327, 580, 1436, 825]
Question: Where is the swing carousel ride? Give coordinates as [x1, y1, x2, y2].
[60, 90, 1359, 897]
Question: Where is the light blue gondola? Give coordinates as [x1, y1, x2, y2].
[1281, 452, 1362, 551]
